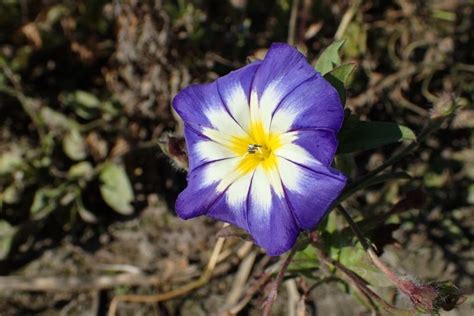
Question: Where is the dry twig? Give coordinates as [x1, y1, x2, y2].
[287, 0, 301, 45]
[107, 236, 226, 316]
[0, 274, 161, 292]
[262, 246, 298, 316]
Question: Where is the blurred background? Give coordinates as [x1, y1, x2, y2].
[0, 0, 472, 315]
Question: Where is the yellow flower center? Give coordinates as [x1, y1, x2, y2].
[229, 121, 282, 175]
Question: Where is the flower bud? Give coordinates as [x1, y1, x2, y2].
[431, 281, 467, 312]
[159, 134, 188, 170]
[398, 278, 438, 313]
[397, 278, 466, 314]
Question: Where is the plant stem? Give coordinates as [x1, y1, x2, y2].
[262, 246, 298, 316]
[287, 0, 301, 45]
[335, 0, 362, 40]
[314, 244, 414, 316]
[0, 64, 46, 141]
[336, 205, 437, 312]
[336, 205, 370, 250]
[339, 117, 445, 203]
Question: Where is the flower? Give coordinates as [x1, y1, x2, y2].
[172, 43, 346, 256]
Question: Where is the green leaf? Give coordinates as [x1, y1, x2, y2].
[11, 46, 33, 71]
[2, 184, 21, 204]
[342, 20, 367, 58]
[338, 119, 416, 154]
[63, 129, 87, 161]
[314, 40, 345, 75]
[40, 107, 76, 132]
[326, 63, 356, 86]
[74, 198, 97, 224]
[46, 5, 69, 25]
[99, 162, 134, 215]
[334, 154, 357, 178]
[30, 187, 61, 218]
[62, 90, 101, 119]
[74, 90, 101, 109]
[324, 63, 356, 104]
[0, 220, 17, 260]
[0, 147, 22, 175]
[338, 245, 392, 287]
[323, 218, 394, 287]
[68, 161, 94, 181]
[325, 211, 339, 234]
[288, 244, 320, 274]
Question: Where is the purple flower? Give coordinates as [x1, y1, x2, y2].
[172, 43, 346, 256]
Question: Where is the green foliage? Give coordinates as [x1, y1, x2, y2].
[0, 0, 128, 267]
[314, 40, 345, 75]
[63, 129, 87, 161]
[342, 19, 367, 58]
[0, 147, 22, 176]
[68, 161, 94, 181]
[338, 118, 416, 154]
[0, 220, 16, 260]
[62, 90, 101, 120]
[30, 186, 61, 218]
[99, 162, 135, 215]
[295, 34, 467, 314]
[288, 244, 319, 276]
[325, 63, 357, 104]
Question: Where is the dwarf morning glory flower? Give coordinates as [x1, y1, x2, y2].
[172, 43, 346, 256]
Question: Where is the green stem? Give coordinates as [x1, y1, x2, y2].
[336, 205, 370, 250]
[314, 243, 414, 315]
[0, 64, 46, 141]
[336, 205, 432, 313]
[339, 118, 444, 203]
[337, 205, 402, 282]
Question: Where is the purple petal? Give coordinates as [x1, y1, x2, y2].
[183, 125, 236, 172]
[207, 171, 254, 232]
[281, 129, 339, 167]
[173, 43, 347, 257]
[270, 75, 344, 133]
[246, 167, 299, 256]
[216, 61, 261, 130]
[253, 43, 316, 103]
[172, 82, 223, 130]
[252, 43, 318, 129]
[175, 158, 239, 219]
[278, 158, 346, 230]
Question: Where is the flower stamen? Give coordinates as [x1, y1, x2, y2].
[247, 144, 262, 154]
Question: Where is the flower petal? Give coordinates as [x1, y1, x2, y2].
[172, 82, 247, 138]
[173, 43, 347, 257]
[207, 171, 254, 232]
[247, 166, 299, 256]
[184, 126, 237, 172]
[175, 158, 239, 219]
[274, 143, 322, 170]
[216, 61, 261, 131]
[252, 43, 317, 129]
[279, 129, 339, 167]
[278, 158, 346, 230]
[270, 75, 343, 134]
